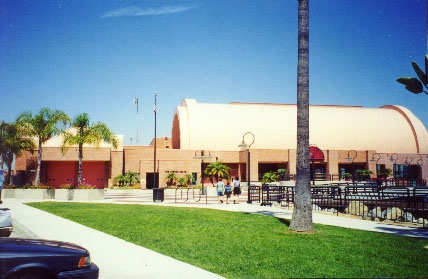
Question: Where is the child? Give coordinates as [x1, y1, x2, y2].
[224, 181, 233, 204]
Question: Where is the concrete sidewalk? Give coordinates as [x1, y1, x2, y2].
[2, 199, 223, 279]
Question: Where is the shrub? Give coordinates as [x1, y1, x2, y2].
[2, 184, 15, 189]
[78, 183, 96, 189]
[22, 184, 54, 189]
[113, 185, 140, 189]
[37, 184, 54, 189]
[176, 177, 187, 187]
[23, 184, 34, 189]
[60, 184, 75, 189]
[165, 173, 177, 186]
[277, 168, 289, 181]
[125, 171, 139, 185]
[261, 171, 279, 184]
[378, 168, 392, 178]
[113, 174, 127, 186]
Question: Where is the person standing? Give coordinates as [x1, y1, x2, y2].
[216, 178, 225, 203]
[233, 177, 241, 204]
[224, 181, 233, 204]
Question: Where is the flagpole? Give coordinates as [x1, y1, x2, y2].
[154, 92, 157, 188]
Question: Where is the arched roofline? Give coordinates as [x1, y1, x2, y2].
[381, 105, 419, 153]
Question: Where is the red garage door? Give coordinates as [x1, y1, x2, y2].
[82, 162, 107, 189]
[46, 161, 76, 188]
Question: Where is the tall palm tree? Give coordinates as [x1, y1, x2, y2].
[16, 108, 70, 186]
[204, 162, 231, 186]
[61, 113, 118, 186]
[289, 0, 314, 232]
[0, 122, 34, 184]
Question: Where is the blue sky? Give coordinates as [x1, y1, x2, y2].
[0, 0, 427, 146]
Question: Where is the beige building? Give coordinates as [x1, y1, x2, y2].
[15, 99, 428, 188]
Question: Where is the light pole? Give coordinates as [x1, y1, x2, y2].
[346, 150, 357, 183]
[417, 157, 424, 186]
[194, 150, 212, 204]
[370, 153, 381, 173]
[370, 153, 381, 185]
[133, 97, 139, 145]
[153, 92, 157, 189]
[238, 132, 255, 204]
[390, 153, 399, 179]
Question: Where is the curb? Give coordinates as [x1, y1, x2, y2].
[11, 217, 39, 239]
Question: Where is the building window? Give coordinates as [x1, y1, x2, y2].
[376, 164, 385, 177]
[393, 164, 409, 178]
[192, 173, 197, 186]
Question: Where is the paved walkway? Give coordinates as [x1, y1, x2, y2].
[2, 195, 428, 279]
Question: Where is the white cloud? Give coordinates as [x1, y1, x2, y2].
[101, 5, 197, 18]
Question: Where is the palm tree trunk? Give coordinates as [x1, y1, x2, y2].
[77, 143, 83, 186]
[289, 0, 313, 232]
[5, 156, 12, 185]
[35, 138, 42, 187]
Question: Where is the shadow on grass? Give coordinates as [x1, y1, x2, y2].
[243, 210, 291, 228]
[278, 218, 291, 227]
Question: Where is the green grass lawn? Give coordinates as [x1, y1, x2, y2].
[28, 202, 428, 278]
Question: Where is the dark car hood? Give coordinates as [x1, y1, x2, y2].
[0, 238, 88, 255]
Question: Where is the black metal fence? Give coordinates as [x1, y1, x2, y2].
[249, 184, 428, 226]
[280, 174, 426, 186]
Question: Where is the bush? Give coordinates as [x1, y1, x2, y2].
[355, 169, 374, 181]
[277, 169, 288, 180]
[2, 184, 15, 189]
[60, 184, 74, 189]
[261, 171, 279, 184]
[112, 185, 140, 189]
[78, 183, 96, 189]
[378, 168, 392, 178]
[22, 184, 54, 189]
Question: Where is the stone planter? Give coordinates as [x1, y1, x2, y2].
[106, 189, 142, 195]
[55, 189, 105, 201]
[2, 189, 15, 198]
[15, 189, 55, 200]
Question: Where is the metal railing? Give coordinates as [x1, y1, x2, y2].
[252, 184, 428, 225]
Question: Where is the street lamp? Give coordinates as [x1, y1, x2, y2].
[389, 153, 399, 179]
[346, 150, 357, 183]
[133, 97, 139, 145]
[238, 132, 255, 204]
[404, 156, 413, 165]
[370, 153, 381, 174]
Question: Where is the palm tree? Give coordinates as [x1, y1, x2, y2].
[125, 171, 139, 185]
[16, 108, 70, 186]
[165, 172, 178, 186]
[113, 174, 127, 186]
[61, 113, 118, 186]
[289, 0, 314, 232]
[204, 162, 231, 186]
[396, 55, 428, 95]
[0, 122, 34, 185]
